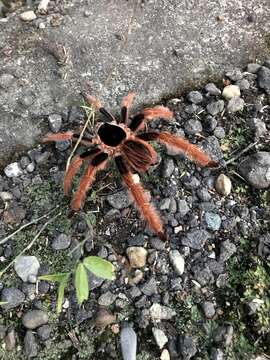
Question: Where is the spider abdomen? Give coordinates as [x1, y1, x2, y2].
[122, 139, 157, 172]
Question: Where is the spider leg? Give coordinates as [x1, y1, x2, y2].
[129, 106, 173, 132]
[83, 93, 116, 122]
[121, 92, 135, 123]
[115, 155, 166, 241]
[137, 131, 218, 168]
[64, 148, 101, 196]
[70, 151, 108, 211]
[42, 131, 93, 146]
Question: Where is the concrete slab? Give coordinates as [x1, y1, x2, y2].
[0, 0, 269, 167]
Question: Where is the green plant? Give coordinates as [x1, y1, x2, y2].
[39, 256, 115, 312]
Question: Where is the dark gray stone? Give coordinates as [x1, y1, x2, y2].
[235, 78, 250, 90]
[55, 140, 70, 151]
[161, 158, 175, 178]
[239, 152, 270, 189]
[207, 100, 225, 116]
[204, 83, 221, 96]
[181, 229, 210, 250]
[178, 335, 197, 360]
[24, 331, 38, 358]
[0, 73, 15, 89]
[98, 291, 117, 306]
[140, 278, 158, 296]
[150, 237, 166, 250]
[210, 348, 224, 360]
[187, 91, 203, 104]
[184, 118, 203, 135]
[225, 69, 243, 81]
[196, 188, 212, 202]
[246, 63, 261, 73]
[213, 127, 226, 139]
[1, 287, 25, 310]
[257, 66, 270, 93]
[22, 310, 49, 329]
[219, 240, 237, 262]
[177, 199, 190, 217]
[51, 233, 71, 250]
[107, 190, 132, 209]
[203, 116, 218, 132]
[202, 301, 215, 318]
[227, 97, 245, 113]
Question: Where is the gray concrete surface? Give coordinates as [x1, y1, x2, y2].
[0, 0, 270, 167]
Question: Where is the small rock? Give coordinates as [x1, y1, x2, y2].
[215, 174, 232, 196]
[160, 198, 171, 211]
[94, 308, 116, 328]
[0, 192, 13, 202]
[0, 325, 6, 340]
[219, 240, 237, 262]
[177, 200, 190, 217]
[20, 10, 37, 21]
[37, 325, 51, 341]
[249, 118, 267, 139]
[181, 229, 210, 250]
[149, 303, 176, 321]
[4, 162, 23, 177]
[235, 79, 250, 90]
[206, 100, 224, 116]
[120, 324, 137, 360]
[184, 119, 202, 135]
[225, 69, 243, 81]
[98, 291, 117, 306]
[104, 208, 121, 222]
[204, 116, 217, 132]
[197, 188, 211, 202]
[107, 190, 131, 209]
[160, 349, 170, 360]
[14, 256, 40, 282]
[178, 335, 197, 360]
[140, 278, 158, 296]
[204, 83, 221, 96]
[210, 348, 224, 360]
[227, 97, 244, 113]
[5, 329, 16, 351]
[205, 212, 221, 231]
[24, 331, 38, 358]
[26, 163, 35, 173]
[187, 91, 203, 104]
[246, 63, 261, 73]
[161, 158, 175, 178]
[213, 127, 226, 139]
[55, 140, 70, 151]
[169, 250, 185, 275]
[127, 247, 147, 268]
[22, 310, 48, 329]
[152, 328, 168, 349]
[1, 288, 25, 310]
[150, 237, 166, 250]
[238, 152, 270, 189]
[48, 114, 62, 133]
[0, 73, 15, 89]
[257, 66, 270, 94]
[202, 301, 215, 318]
[222, 85, 241, 99]
[51, 233, 71, 250]
[34, 151, 50, 164]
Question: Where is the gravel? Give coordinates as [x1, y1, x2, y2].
[161, 158, 175, 178]
[48, 114, 62, 133]
[24, 331, 38, 358]
[215, 174, 232, 196]
[4, 162, 23, 177]
[202, 301, 216, 318]
[107, 190, 132, 209]
[169, 250, 185, 275]
[187, 90, 203, 104]
[227, 97, 245, 113]
[181, 229, 210, 250]
[184, 118, 203, 135]
[140, 278, 158, 296]
[239, 152, 270, 189]
[152, 328, 168, 349]
[204, 83, 221, 96]
[1, 288, 25, 310]
[126, 247, 147, 268]
[19, 10, 37, 21]
[178, 335, 197, 360]
[149, 303, 176, 321]
[246, 63, 261, 73]
[22, 310, 49, 329]
[219, 240, 237, 262]
[222, 85, 241, 99]
[14, 256, 40, 282]
[51, 233, 71, 250]
[98, 291, 117, 306]
[257, 66, 270, 94]
[205, 212, 222, 231]
[206, 100, 224, 116]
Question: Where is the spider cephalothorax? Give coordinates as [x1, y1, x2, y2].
[43, 93, 217, 240]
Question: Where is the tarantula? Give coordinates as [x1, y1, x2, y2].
[43, 93, 217, 241]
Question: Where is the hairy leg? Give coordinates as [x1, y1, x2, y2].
[137, 131, 218, 167]
[115, 155, 166, 241]
[129, 106, 173, 132]
[42, 131, 93, 146]
[70, 152, 108, 211]
[121, 92, 135, 123]
[83, 93, 116, 122]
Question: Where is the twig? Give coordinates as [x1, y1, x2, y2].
[0, 212, 61, 278]
[65, 107, 95, 171]
[225, 142, 257, 166]
[0, 206, 60, 245]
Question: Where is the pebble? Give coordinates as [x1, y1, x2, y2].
[235, 79, 250, 90]
[204, 116, 217, 132]
[225, 69, 243, 81]
[14, 256, 40, 282]
[24, 331, 38, 358]
[5, 329, 16, 351]
[34, 151, 50, 164]
[222, 85, 241, 99]
[140, 278, 158, 296]
[149, 303, 176, 321]
[22, 310, 49, 329]
[187, 91, 203, 104]
[152, 328, 168, 349]
[238, 152, 270, 189]
[98, 291, 117, 306]
[120, 324, 137, 360]
[107, 190, 132, 209]
[94, 308, 116, 328]
[0, 191, 13, 202]
[36, 324, 51, 341]
[215, 174, 232, 196]
[127, 247, 147, 268]
[150, 237, 166, 250]
[213, 127, 226, 139]
[161, 158, 175, 178]
[202, 301, 215, 318]
[48, 114, 62, 133]
[169, 250, 185, 275]
[160, 349, 170, 360]
[205, 212, 222, 231]
[159, 198, 171, 210]
[184, 119, 202, 135]
[181, 229, 210, 250]
[0, 73, 15, 89]
[249, 118, 267, 139]
[204, 83, 221, 96]
[219, 240, 237, 262]
[1, 288, 25, 310]
[246, 63, 261, 73]
[4, 162, 23, 177]
[178, 335, 197, 360]
[20, 10, 37, 21]
[55, 140, 70, 151]
[51, 233, 71, 250]
[257, 66, 270, 94]
[206, 100, 224, 116]
[227, 97, 244, 113]
[177, 200, 190, 217]
[210, 348, 224, 360]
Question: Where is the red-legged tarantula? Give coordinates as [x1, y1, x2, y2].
[43, 93, 217, 241]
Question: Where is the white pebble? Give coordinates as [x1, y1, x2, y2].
[222, 85, 241, 100]
[19, 10, 37, 21]
[4, 162, 23, 177]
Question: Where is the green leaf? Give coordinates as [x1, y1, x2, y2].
[39, 272, 70, 283]
[83, 256, 115, 280]
[75, 262, 89, 305]
[57, 278, 69, 313]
